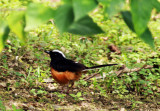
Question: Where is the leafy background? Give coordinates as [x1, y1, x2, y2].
[0, 0, 160, 110]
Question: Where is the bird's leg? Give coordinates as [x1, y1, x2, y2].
[70, 80, 74, 88]
[61, 85, 64, 91]
[59, 84, 67, 93]
[66, 80, 74, 94]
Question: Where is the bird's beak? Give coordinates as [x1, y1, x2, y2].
[44, 50, 50, 54]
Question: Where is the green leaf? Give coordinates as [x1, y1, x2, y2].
[76, 92, 81, 97]
[152, 0, 160, 12]
[147, 89, 153, 94]
[0, 100, 6, 111]
[79, 97, 85, 100]
[121, 11, 134, 32]
[54, 4, 74, 34]
[107, 76, 114, 88]
[68, 15, 104, 35]
[25, 3, 55, 31]
[8, 12, 25, 42]
[98, 0, 125, 17]
[131, 0, 153, 35]
[63, 0, 72, 4]
[69, 94, 75, 97]
[140, 28, 154, 49]
[0, 19, 10, 52]
[122, 11, 154, 49]
[73, 0, 98, 21]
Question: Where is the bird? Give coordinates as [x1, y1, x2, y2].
[45, 50, 117, 92]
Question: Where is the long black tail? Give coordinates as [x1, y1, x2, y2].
[84, 64, 118, 71]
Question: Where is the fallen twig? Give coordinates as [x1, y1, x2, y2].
[116, 65, 153, 77]
[83, 65, 154, 81]
[83, 73, 99, 81]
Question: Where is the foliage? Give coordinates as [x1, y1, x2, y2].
[0, 19, 10, 52]
[0, 0, 160, 110]
[122, 11, 154, 49]
[30, 89, 47, 96]
[0, 99, 6, 111]
[0, 99, 22, 111]
[1, 0, 160, 51]
[70, 92, 85, 101]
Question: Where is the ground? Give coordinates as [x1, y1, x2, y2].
[0, 0, 160, 110]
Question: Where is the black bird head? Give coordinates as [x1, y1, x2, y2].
[44, 50, 66, 61]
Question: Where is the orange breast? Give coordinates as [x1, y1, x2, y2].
[51, 68, 82, 85]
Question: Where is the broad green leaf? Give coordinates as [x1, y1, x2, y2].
[140, 28, 154, 49]
[54, 4, 74, 34]
[131, 0, 153, 35]
[152, 0, 160, 12]
[8, 12, 25, 42]
[25, 3, 55, 31]
[0, 19, 10, 52]
[121, 11, 135, 32]
[68, 15, 104, 35]
[122, 11, 154, 49]
[98, 0, 125, 17]
[62, 0, 72, 4]
[73, 0, 98, 21]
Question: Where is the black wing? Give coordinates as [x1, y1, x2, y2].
[51, 59, 86, 72]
